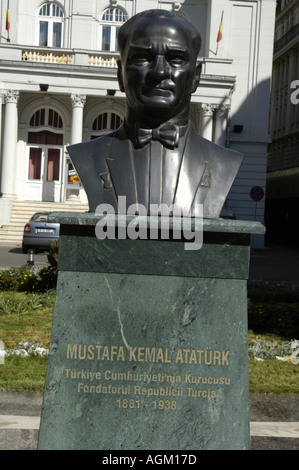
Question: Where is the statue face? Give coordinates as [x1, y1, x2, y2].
[118, 18, 201, 123]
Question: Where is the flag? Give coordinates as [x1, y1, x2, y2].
[217, 11, 223, 43]
[6, 0, 10, 33]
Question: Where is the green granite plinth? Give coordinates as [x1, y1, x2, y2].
[38, 214, 265, 450]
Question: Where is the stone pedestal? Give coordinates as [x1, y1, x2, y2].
[38, 214, 264, 450]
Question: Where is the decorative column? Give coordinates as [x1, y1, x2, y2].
[70, 94, 86, 145]
[1, 90, 19, 198]
[214, 104, 230, 147]
[68, 95, 86, 201]
[0, 89, 5, 163]
[200, 103, 216, 142]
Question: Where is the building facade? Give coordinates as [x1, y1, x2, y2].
[0, 0, 276, 246]
[267, 0, 299, 245]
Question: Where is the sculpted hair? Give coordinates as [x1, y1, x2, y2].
[117, 9, 202, 58]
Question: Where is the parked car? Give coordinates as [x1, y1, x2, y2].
[22, 212, 60, 253]
[220, 209, 237, 220]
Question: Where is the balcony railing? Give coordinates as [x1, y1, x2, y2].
[22, 50, 118, 68]
[274, 23, 299, 55]
[88, 55, 118, 68]
[268, 134, 299, 172]
[22, 50, 73, 64]
[0, 43, 119, 69]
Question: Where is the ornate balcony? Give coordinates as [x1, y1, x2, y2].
[274, 23, 299, 55]
[22, 50, 73, 64]
[88, 55, 118, 68]
[0, 43, 119, 69]
[21, 49, 118, 68]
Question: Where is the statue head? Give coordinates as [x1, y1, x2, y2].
[117, 9, 202, 127]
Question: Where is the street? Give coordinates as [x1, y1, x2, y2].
[0, 243, 48, 270]
[0, 241, 299, 282]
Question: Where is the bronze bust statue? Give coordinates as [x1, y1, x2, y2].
[67, 9, 243, 218]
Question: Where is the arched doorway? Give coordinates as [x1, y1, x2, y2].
[25, 108, 64, 202]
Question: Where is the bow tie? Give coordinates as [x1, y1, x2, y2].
[136, 124, 180, 150]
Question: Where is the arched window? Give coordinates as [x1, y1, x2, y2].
[100, 8, 128, 52]
[39, 2, 64, 48]
[30, 108, 63, 129]
[29, 108, 63, 145]
[91, 112, 123, 139]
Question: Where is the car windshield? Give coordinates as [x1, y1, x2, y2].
[31, 214, 49, 222]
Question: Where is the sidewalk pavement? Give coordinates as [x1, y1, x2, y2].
[0, 392, 298, 450]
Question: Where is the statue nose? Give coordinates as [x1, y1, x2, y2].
[151, 55, 170, 78]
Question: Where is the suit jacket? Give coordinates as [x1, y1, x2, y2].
[67, 122, 243, 218]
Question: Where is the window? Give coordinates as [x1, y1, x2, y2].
[39, 3, 64, 48]
[28, 109, 64, 181]
[29, 108, 63, 145]
[28, 148, 42, 180]
[30, 109, 45, 127]
[66, 160, 81, 186]
[30, 109, 63, 129]
[91, 112, 123, 139]
[47, 149, 61, 181]
[48, 109, 63, 129]
[101, 8, 128, 52]
[28, 131, 63, 145]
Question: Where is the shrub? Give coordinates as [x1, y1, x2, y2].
[0, 265, 38, 292]
[0, 242, 59, 293]
[37, 241, 58, 291]
[248, 280, 299, 302]
[248, 301, 298, 338]
[248, 281, 299, 338]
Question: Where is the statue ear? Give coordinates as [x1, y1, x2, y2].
[191, 61, 202, 94]
[117, 60, 125, 92]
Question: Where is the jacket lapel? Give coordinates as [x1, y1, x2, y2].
[105, 125, 138, 210]
[174, 125, 210, 216]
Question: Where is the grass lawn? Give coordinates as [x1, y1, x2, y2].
[0, 289, 298, 394]
[248, 356, 298, 394]
[0, 291, 54, 349]
[0, 291, 54, 392]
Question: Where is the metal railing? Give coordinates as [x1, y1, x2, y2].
[268, 135, 299, 171]
[274, 23, 299, 55]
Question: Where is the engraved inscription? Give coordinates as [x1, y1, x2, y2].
[65, 343, 232, 411]
[66, 344, 230, 366]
